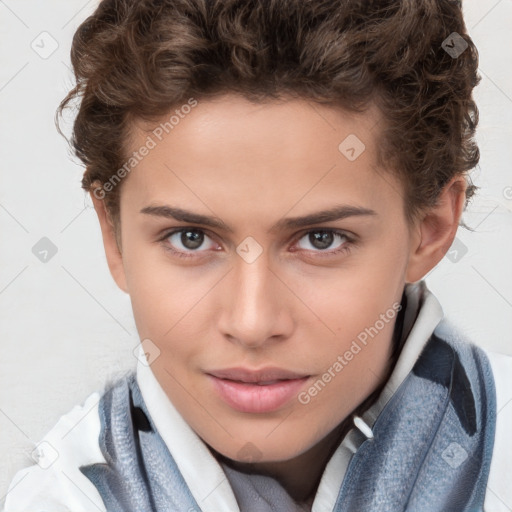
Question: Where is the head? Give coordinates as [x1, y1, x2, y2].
[57, 0, 479, 465]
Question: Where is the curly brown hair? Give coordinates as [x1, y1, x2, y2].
[56, 0, 480, 235]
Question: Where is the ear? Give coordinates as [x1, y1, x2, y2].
[405, 176, 467, 283]
[89, 183, 129, 294]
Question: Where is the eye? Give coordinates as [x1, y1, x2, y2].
[294, 229, 353, 256]
[158, 227, 355, 260]
[159, 228, 219, 258]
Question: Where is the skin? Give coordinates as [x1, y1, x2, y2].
[90, 93, 467, 505]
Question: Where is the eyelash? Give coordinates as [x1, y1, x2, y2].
[157, 228, 356, 260]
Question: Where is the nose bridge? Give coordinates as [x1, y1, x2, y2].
[219, 253, 290, 347]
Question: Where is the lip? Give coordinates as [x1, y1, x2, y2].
[207, 366, 309, 383]
[206, 367, 310, 413]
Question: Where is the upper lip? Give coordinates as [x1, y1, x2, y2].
[207, 367, 309, 383]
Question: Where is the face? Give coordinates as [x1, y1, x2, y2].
[102, 94, 426, 464]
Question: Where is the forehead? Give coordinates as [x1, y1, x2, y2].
[121, 94, 402, 222]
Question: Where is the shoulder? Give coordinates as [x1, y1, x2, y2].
[3, 390, 108, 511]
[481, 348, 512, 512]
[433, 321, 512, 510]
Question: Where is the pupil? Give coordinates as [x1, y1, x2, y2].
[310, 231, 333, 249]
[181, 230, 204, 249]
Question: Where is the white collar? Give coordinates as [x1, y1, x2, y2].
[136, 280, 444, 512]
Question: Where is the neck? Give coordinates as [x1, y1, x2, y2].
[212, 418, 350, 504]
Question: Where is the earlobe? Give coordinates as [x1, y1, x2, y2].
[89, 185, 129, 294]
[405, 176, 467, 283]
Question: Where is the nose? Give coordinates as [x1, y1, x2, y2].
[217, 253, 294, 349]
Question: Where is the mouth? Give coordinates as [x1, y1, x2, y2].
[207, 366, 309, 383]
[206, 367, 310, 413]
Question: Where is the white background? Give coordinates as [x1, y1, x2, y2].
[0, 0, 511, 503]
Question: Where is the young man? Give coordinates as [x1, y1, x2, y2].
[4, 0, 511, 510]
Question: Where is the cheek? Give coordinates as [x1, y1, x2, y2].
[124, 256, 185, 343]
[122, 237, 184, 316]
[126, 262, 217, 364]
[298, 266, 400, 337]
[296, 255, 403, 379]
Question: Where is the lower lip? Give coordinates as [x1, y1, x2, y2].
[207, 375, 310, 413]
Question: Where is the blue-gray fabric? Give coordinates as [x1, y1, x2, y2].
[80, 331, 496, 512]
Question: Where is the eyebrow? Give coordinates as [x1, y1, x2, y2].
[139, 204, 377, 233]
